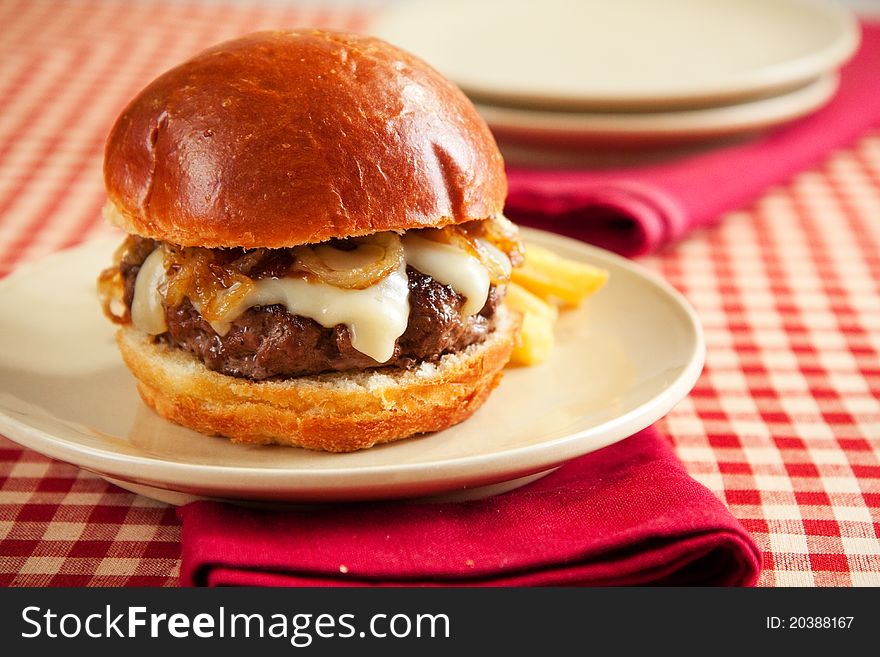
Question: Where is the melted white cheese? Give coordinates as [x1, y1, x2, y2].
[130, 246, 168, 335]
[214, 261, 409, 363]
[129, 230, 510, 363]
[402, 234, 490, 316]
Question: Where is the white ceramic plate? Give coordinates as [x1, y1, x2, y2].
[372, 0, 858, 110]
[0, 229, 704, 505]
[477, 74, 838, 149]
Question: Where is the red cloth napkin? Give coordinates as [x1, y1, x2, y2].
[177, 427, 761, 586]
[505, 22, 880, 256]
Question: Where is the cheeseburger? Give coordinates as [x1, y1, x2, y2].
[98, 30, 523, 452]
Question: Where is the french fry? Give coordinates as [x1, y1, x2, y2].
[505, 281, 558, 322]
[505, 242, 609, 366]
[511, 243, 609, 307]
[510, 310, 555, 366]
[506, 282, 558, 366]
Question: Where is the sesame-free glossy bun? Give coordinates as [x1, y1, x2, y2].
[104, 29, 507, 248]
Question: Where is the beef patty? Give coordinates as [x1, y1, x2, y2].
[121, 247, 502, 380]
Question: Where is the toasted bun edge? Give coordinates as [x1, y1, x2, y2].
[116, 305, 519, 451]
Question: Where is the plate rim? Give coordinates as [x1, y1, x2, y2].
[371, 0, 859, 111]
[475, 74, 839, 139]
[0, 229, 705, 497]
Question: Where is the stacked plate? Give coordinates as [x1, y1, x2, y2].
[372, 0, 859, 165]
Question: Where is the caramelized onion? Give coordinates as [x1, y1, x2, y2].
[201, 274, 254, 322]
[292, 232, 403, 289]
[228, 248, 271, 276]
[473, 237, 513, 283]
[97, 265, 127, 324]
[415, 217, 521, 284]
[160, 246, 201, 307]
[97, 235, 148, 324]
[159, 246, 255, 322]
[120, 235, 158, 267]
[101, 216, 521, 333]
[481, 215, 525, 268]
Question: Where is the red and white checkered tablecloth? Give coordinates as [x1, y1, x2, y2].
[1, 0, 878, 587]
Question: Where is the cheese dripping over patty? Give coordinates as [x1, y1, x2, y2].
[129, 231, 506, 364]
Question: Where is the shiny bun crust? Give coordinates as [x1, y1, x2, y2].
[116, 306, 519, 452]
[104, 29, 507, 248]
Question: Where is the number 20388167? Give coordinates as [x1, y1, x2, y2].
[766, 617, 854, 629]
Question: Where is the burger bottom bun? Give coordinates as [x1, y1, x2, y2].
[116, 306, 520, 452]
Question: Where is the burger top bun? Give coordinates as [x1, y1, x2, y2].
[103, 29, 507, 249]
